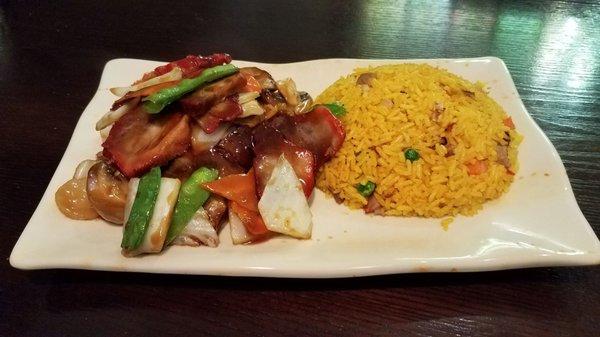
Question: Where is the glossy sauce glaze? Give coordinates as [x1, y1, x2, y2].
[55, 178, 98, 220]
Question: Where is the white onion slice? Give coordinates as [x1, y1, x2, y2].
[72, 159, 99, 180]
[136, 178, 180, 253]
[240, 99, 265, 118]
[99, 125, 112, 141]
[238, 91, 260, 104]
[191, 122, 231, 153]
[110, 67, 182, 97]
[229, 207, 258, 245]
[276, 78, 299, 106]
[95, 99, 137, 131]
[122, 178, 140, 233]
[258, 155, 312, 239]
[172, 208, 219, 247]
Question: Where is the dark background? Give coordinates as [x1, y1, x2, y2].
[1, 1, 599, 336]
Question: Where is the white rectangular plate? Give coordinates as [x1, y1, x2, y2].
[10, 57, 600, 277]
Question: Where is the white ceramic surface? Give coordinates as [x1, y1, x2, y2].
[10, 57, 600, 277]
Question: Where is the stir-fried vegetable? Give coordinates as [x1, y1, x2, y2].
[356, 181, 376, 197]
[86, 162, 128, 224]
[143, 64, 239, 114]
[404, 148, 420, 162]
[240, 100, 265, 117]
[135, 178, 180, 254]
[173, 208, 219, 247]
[503, 116, 515, 129]
[238, 92, 260, 104]
[121, 167, 161, 250]
[96, 98, 139, 131]
[124, 177, 180, 255]
[258, 155, 313, 239]
[203, 171, 267, 235]
[322, 103, 347, 117]
[229, 206, 261, 244]
[147, 53, 232, 80]
[165, 167, 219, 245]
[466, 160, 488, 175]
[190, 122, 231, 153]
[110, 67, 183, 97]
[230, 201, 269, 235]
[276, 78, 300, 106]
[73, 159, 100, 179]
[56, 52, 352, 253]
[202, 171, 259, 211]
[238, 92, 264, 117]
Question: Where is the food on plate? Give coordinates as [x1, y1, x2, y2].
[315, 64, 522, 217]
[54, 53, 345, 256]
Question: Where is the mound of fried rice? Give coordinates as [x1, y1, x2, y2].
[315, 64, 522, 217]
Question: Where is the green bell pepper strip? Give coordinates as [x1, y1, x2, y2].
[121, 167, 161, 250]
[143, 64, 239, 114]
[165, 167, 219, 245]
[322, 103, 347, 117]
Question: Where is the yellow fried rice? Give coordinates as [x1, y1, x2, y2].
[315, 64, 522, 217]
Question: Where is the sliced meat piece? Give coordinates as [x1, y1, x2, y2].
[239, 67, 276, 90]
[203, 195, 228, 231]
[102, 107, 190, 178]
[179, 73, 246, 119]
[265, 106, 345, 168]
[356, 72, 376, 86]
[141, 53, 232, 82]
[496, 145, 510, 168]
[291, 106, 345, 166]
[252, 124, 315, 198]
[197, 96, 243, 133]
[364, 195, 385, 215]
[214, 125, 253, 169]
[163, 148, 244, 181]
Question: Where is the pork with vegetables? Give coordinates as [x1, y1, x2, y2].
[55, 53, 345, 256]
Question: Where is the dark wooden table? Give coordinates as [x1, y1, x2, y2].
[2, 1, 599, 336]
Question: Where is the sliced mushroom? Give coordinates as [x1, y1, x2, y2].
[295, 91, 313, 114]
[462, 90, 475, 98]
[356, 72, 376, 86]
[86, 162, 129, 224]
[356, 72, 377, 86]
[276, 78, 300, 106]
[364, 195, 385, 215]
[431, 102, 445, 121]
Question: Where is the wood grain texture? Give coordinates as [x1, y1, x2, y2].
[1, 0, 599, 336]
